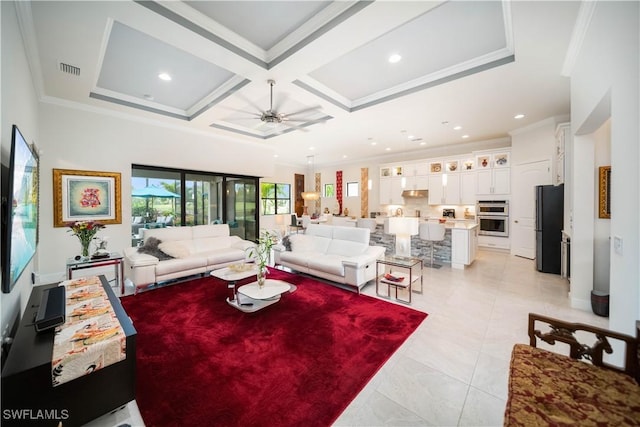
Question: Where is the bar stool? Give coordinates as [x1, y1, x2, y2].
[419, 222, 446, 267]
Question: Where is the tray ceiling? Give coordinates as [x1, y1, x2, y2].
[19, 0, 579, 165]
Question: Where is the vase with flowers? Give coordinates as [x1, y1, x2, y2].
[247, 230, 277, 289]
[67, 220, 105, 259]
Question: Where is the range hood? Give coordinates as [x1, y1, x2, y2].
[401, 189, 428, 198]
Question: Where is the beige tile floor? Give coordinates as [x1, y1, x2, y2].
[90, 249, 608, 427]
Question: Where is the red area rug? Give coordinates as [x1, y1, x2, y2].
[120, 268, 427, 427]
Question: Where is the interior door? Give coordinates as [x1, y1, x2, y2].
[511, 160, 551, 258]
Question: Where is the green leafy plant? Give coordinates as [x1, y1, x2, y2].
[246, 230, 277, 275]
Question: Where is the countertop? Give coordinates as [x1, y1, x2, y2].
[374, 216, 478, 230]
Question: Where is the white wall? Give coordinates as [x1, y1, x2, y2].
[593, 119, 611, 292]
[1, 1, 41, 341]
[570, 1, 639, 335]
[509, 117, 562, 167]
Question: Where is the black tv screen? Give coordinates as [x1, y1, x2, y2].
[1, 125, 39, 293]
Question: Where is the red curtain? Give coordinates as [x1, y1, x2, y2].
[336, 171, 343, 215]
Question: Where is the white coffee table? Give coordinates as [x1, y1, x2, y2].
[232, 279, 295, 313]
[210, 265, 258, 304]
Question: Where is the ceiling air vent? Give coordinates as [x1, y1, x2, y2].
[59, 62, 80, 76]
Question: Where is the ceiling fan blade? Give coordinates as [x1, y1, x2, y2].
[285, 105, 322, 117]
[219, 105, 262, 117]
[234, 92, 265, 115]
[280, 121, 312, 133]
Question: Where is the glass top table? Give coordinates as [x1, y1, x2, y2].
[66, 252, 125, 295]
[376, 255, 423, 303]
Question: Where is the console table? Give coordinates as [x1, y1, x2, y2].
[1, 276, 137, 427]
[66, 252, 124, 295]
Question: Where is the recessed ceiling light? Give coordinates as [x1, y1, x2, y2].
[385, 147, 391, 151]
[158, 72, 172, 81]
[309, 146, 315, 151]
[388, 54, 402, 64]
[371, 142, 377, 146]
[462, 134, 470, 139]
[273, 154, 279, 158]
[343, 155, 348, 159]
[514, 114, 525, 119]
[408, 135, 414, 140]
[453, 125, 462, 130]
[419, 141, 427, 146]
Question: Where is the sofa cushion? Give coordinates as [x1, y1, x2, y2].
[307, 255, 345, 276]
[193, 236, 243, 253]
[326, 226, 370, 256]
[144, 226, 192, 243]
[158, 241, 191, 258]
[326, 240, 368, 257]
[137, 237, 173, 261]
[279, 251, 313, 267]
[192, 224, 230, 239]
[305, 224, 334, 239]
[505, 344, 640, 426]
[154, 256, 207, 276]
[289, 234, 331, 254]
[206, 248, 247, 266]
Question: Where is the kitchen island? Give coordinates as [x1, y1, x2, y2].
[369, 220, 478, 269]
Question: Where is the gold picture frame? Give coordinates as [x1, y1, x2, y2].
[598, 166, 611, 219]
[53, 168, 122, 227]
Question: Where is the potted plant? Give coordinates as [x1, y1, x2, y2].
[247, 230, 278, 288]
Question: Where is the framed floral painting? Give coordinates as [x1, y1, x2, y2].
[53, 169, 122, 227]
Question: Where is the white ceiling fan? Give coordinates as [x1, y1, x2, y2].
[255, 80, 325, 132]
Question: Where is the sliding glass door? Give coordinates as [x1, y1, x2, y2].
[184, 174, 223, 226]
[226, 177, 257, 241]
[132, 165, 259, 241]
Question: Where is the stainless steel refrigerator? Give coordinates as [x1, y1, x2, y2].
[536, 184, 564, 274]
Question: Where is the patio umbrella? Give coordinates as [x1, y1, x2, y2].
[132, 185, 180, 217]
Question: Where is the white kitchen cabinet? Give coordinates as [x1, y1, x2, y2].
[460, 172, 476, 204]
[428, 174, 460, 204]
[451, 225, 478, 269]
[477, 168, 510, 195]
[379, 177, 403, 205]
[405, 175, 429, 191]
[444, 174, 460, 204]
[428, 175, 444, 205]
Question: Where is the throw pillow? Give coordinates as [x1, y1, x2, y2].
[289, 234, 315, 252]
[158, 241, 190, 258]
[138, 237, 173, 261]
[281, 235, 291, 251]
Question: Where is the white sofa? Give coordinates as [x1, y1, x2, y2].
[123, 224, 255, 293]
[274, 224, 386, 291]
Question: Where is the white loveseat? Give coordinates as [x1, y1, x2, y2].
[274, 224, 386, 291]
[123, 224, 255, 293]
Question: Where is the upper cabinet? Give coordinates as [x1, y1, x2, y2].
[475, 150, 511, 196]
[379, 176, 404, 205]
[380, 149, 511, 206]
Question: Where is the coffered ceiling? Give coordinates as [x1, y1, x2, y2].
[18, 1, 579, 166]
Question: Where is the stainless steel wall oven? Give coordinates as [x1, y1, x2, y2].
[477, 200, 509, 237]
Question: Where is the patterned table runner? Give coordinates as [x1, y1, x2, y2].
[52, 276, 126, 387]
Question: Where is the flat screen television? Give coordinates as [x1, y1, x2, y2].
[1, 125, 39, 293]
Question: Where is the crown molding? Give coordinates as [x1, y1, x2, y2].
[562, 1, 597, 77]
